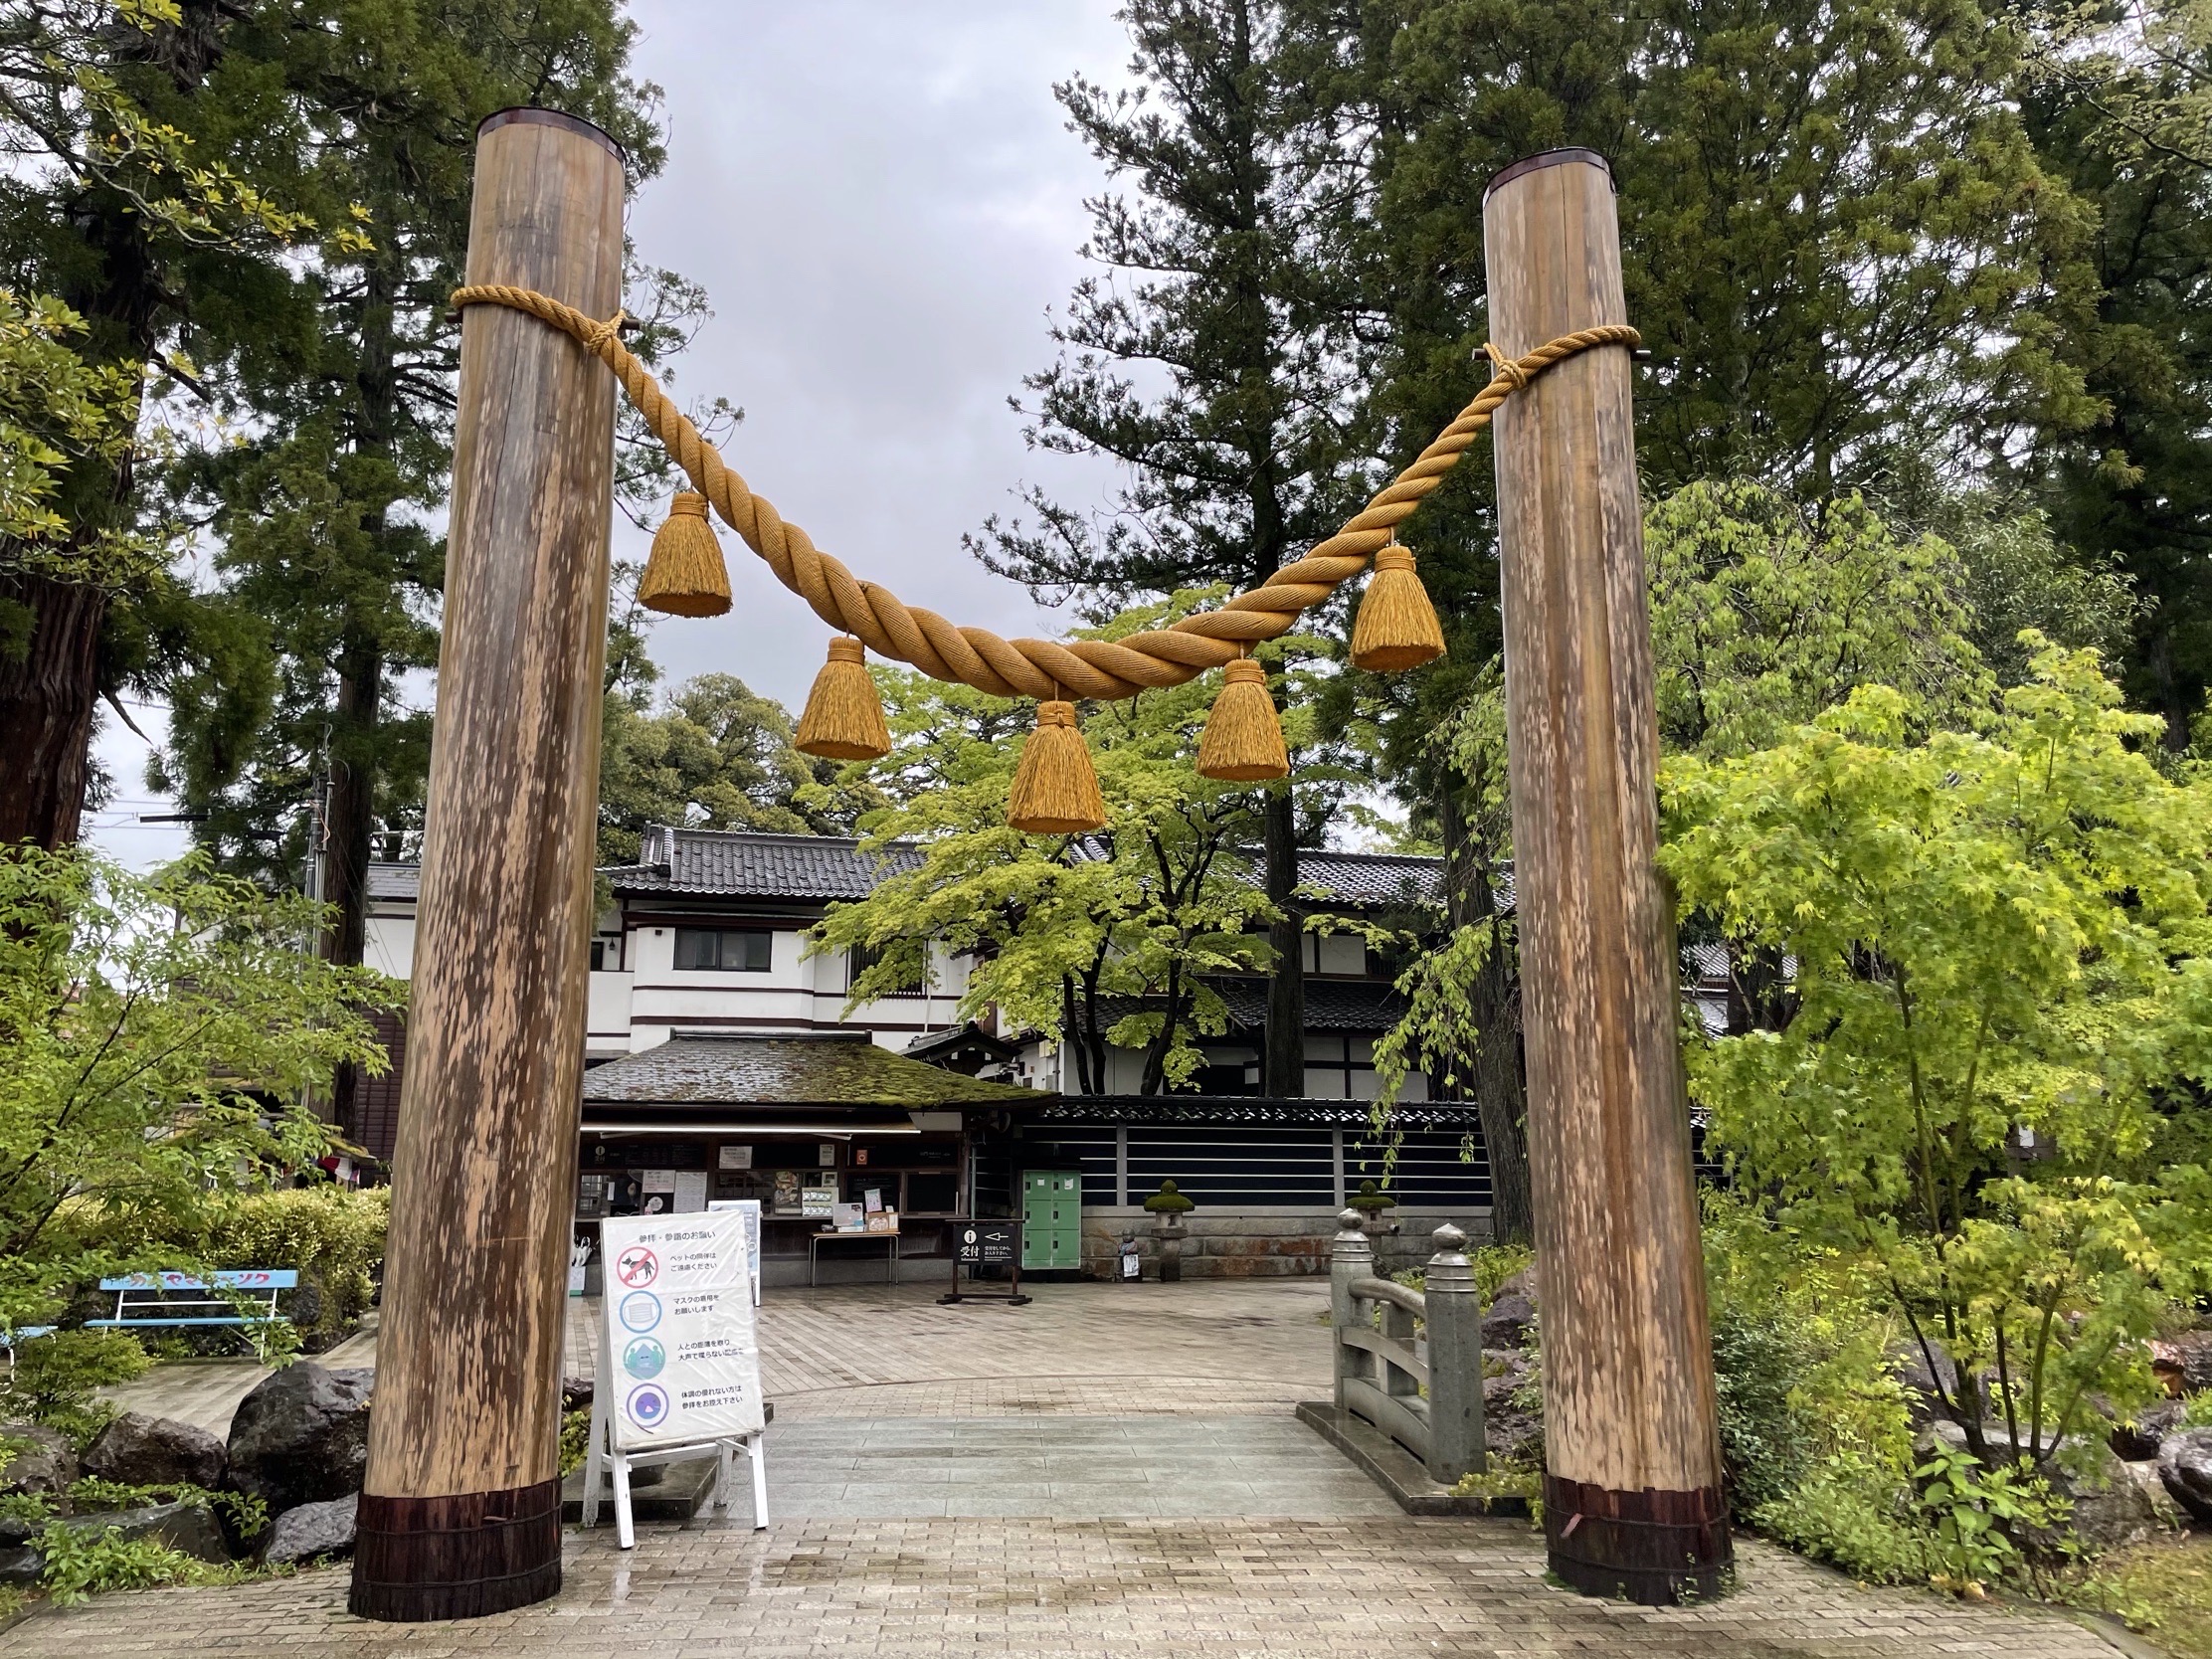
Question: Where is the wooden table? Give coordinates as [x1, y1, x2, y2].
[809, 1227, 901, 1286]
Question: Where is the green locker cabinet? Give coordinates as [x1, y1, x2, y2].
[1021, 1170, 1082, 1270]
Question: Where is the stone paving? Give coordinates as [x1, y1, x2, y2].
[5, 1278, 2133, 1657]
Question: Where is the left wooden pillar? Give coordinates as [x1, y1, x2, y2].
[351, 107, 623, 1623]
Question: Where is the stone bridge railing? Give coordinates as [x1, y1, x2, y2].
[1327, 1209, 1486, 1487]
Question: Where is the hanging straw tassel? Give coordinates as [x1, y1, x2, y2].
[1007, 700, 1106, 833]
[638, 490, 732, 617]
[1198, 658, 1289, 782]
[795, 636, 891, 761]
[1350, 544, 1445, 671]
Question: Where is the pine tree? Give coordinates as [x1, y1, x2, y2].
[976, 0, 1369, 1095]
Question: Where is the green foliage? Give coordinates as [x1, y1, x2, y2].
[2184, 1391, 2212, 1430]
[559, 1406, 592, 1478]
[0, 846, 397, 1345]
[1913, 1441, 2069, 1591]
[77, 1187, 391, 1352]
[813, 597, 1311, 1095]
[0, 1332, 148, 1441]
[1646, 482, 1991, 758]
[1467, 1243, 1534, 1310]
[35, 1520, 239, 1604]
[1142, 1181, 1196, 1215]
[0, 292, 146, 585]
[1664, 645, 2212, 1470]
[66, 1477, 266, 1542]
[598, 674, 870, 866]
[2060, 1534, 2212, 1658]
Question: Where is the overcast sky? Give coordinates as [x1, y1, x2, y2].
[89, 0, 1138, 870]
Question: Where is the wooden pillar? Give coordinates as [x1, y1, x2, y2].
[1482, 149, 1731, 1605]
[350, 108, 624, 1623]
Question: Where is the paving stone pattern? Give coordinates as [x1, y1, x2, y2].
[18, 1278, 2126, 1657]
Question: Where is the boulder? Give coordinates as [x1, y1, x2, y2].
[0, 1422, 76, 1497]
[2128, 1459, 2185, 1531]
[2151, 1331, 2212, 1397]
[1893, 1348, 1963, 1429]
[2158, 1427, 2212, 1524]
[1482, 1365, 1544, 1466]
[0, 1545, 40, 1586]
[260, 1494, 356, 1567]
[1921, 1421, 2157, 1554]
[226, 1363, 372, 1514]
[2110, 1401, 2186, 1463]
[561, 1377, 595, 1414]
[2049, 1440, 2159, 1553]
[1481, 1292, 1537, 1351]
[60, 1500, 232, 1565]
[81, 1411, 227, 1491]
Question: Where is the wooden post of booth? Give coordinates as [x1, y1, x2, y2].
[1481, 149, 1731, 1605]
[350, 108, 624, 1622]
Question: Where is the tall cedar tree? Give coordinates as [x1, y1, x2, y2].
[1314, 0, 2097, 1234]
[153, 2, 697, 1133]
[2017, 1, 2212, 747]
[976, 0, 1368, 1095]
[159, 1, 685, 951]
[0, 1, 330, 848]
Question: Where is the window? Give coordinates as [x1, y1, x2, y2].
[672, 928, 773, 972]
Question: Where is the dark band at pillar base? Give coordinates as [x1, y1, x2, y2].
[1543, 1473, 1733, 1605]
[349, 1479, 562, 1622]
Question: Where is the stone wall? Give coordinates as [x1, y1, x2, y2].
[1078, 1208, 1493, 1280]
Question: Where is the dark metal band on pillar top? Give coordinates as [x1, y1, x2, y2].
[349, 1481, 564, 1622]
[476, 104, 627, 161]
[1542, 1473, 1732, 1605]
[1483, 146, 1615, 202]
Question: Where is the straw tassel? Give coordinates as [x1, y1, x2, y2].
[638, 490, 732, 617]
[795, 636, 891, 761]
[1197, 658, 1289, 782]
[1007, 700, 1106, 833]
[1350, 544, 1445, 671]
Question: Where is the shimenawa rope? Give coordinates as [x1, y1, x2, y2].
[450, 282, 1635, 703]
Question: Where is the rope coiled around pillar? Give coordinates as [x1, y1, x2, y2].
[450, 282, 1636, 703]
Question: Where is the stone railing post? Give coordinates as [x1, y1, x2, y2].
[1329, 1208, 1372, 1412]
[1423, 1222, 1487, 1485]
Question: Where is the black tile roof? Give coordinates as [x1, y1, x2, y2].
[608, 826, 924, 900]
[580, 1030, 1043, 1107]
[365, 829, 1453, 911]
[1212, 976, 1407, 1032]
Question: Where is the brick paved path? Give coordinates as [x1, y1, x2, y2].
[8, 1279, 2127, 1657]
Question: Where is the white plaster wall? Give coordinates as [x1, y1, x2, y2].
[364, 913, 414, 983]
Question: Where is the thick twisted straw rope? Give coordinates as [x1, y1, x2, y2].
[453, 283, 1636, 701]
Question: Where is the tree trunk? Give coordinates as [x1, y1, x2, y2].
[1440, 786, 1533, 1245]
[1263, 786, 1305, 1097]
[0, 576, 103, 848]
[323, 633, 383, 1136]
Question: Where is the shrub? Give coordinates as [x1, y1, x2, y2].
[35, 1521, 241, 1603]
[1142, 1180, 1195, 1214]
[0, 1330, 148, 1445]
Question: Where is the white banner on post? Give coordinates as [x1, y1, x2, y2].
[600, 1206, 765, 1450]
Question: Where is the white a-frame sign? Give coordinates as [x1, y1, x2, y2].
[583, 1203, 768, 1546]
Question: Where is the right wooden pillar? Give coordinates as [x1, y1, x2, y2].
[1482, 147, 1731, 1604]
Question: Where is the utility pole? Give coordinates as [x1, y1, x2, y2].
[1482, 149, 1731, 1605]
[349, 107, 624, 1621]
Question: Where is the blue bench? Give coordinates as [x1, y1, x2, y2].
[87, 1270, 296, 1332]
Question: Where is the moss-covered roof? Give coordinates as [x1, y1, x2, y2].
[581, 1031, 1046, 1108]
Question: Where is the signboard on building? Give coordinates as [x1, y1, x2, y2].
[597, 1207, 765, 1452]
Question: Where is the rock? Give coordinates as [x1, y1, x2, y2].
[226, 1363, 372, 1514]
[1921, 1420, 2157, 1554]
[1893, 1348, 1963, 1429]
[81, 1411, 227, 1491]
[1481, 1365, 1544, 1466]
[1481, 1292, 1537, 1351]
[0, 1422, 77, 1497]
[2128, 1459, 2185, 1530]
[2110, 1401, 2186, 1463]
[2050, 1441, 2158, 1553]
[259, 1494, 356, 1567]
[2158, 1427, 2212, 1523]
[561, 1377, 595, 1414]
[2151, 1331, 2212, 1397]
[0, 1545, 40, 1586]
[60, 1500, 232, 1565]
